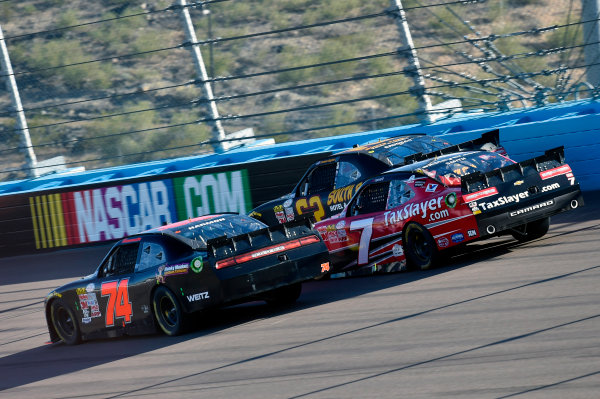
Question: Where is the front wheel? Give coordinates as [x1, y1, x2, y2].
[152, 286, 188, 336]
[50, 299, 81, 345]
[263, 283, 302, 306]
[510, 217, 550, 242]
[403, 223, 439, 271]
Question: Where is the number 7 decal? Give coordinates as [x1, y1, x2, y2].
[350, 218, 374, 265]
[101, 278, 133, 327]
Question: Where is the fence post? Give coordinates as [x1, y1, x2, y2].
[176, 0, 226, 152]
[0, 24, 38, 177]
[389, 0, 433, 123]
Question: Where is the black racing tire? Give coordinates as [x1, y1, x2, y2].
[403, 222, 439, 271]
[264, 283, 302, 306]
[510, 217, 550, 242]
[152, 286, 188, 336]
[50, 299, 81, 345]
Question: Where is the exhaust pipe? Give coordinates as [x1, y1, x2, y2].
[570, 199, 579, 209]
[486, 225, 496, 235]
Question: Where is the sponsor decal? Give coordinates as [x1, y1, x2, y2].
[321, 262, 330, 273]
[445, 192, 457, 208]
[249, 211, 262, 218]
[463, 187, 499, 203]
[392, 244, 404, 257]
[163, 263, 189, 277]
[514, 180, 524, 186]
[541, 182, 560, 192]
[190, 257, 204, 273]
[451, 233, 464, 243]
[384, 195, 448, 225]
[335, 220, 346, 230]
[141, 304, 150, 314]
[47, 291, 62, 299]
[283, 199, 293, 208]
[509, 200, 555, 217]
[477, 190, 530, 211]
[467, 229, 477, 237]
[284, 207, 295, 221]
[413, 180, 425, 188]
[329, 203, 343, 212]
[78, 291, 102, 323]
[327, 183, 361, 206]
[437, 237, 449, 248]
[273, 205, 287, 224]
[86, 283, 95, 293]
[101, 279, 132, 327]
[187, 292, 210, 302]
[425, 183, 438, 193]
[540, 165, 571, 180]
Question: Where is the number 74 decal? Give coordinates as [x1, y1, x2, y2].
[101, 278, 133, 327]
[350, 218, 374, 265]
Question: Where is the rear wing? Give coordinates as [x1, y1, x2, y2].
[206, 216, 320, 261]
[461, 147, 566, 194]
[404, 129, 501, 165]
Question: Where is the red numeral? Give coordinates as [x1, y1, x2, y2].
[101, 278, 133, 327]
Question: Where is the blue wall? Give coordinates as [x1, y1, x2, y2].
[1, 98, 599, 195]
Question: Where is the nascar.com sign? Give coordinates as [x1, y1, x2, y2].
[28, 170, 252, 248]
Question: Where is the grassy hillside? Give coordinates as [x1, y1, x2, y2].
[0, 0, 585, 178]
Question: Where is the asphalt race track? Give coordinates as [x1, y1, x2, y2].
[1, 193, 599, 398]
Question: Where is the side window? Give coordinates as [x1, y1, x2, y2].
[137, 242, 166, 272]
[351, 182, 390, 216]
[335, 161, 362, 189]
[300, 163, 337, 196]
[387, 180, 415, 209]
[100, 243, 140, 278]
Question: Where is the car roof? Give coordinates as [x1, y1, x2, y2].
[335, 134, 451, 166]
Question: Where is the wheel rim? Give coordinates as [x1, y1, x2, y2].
[409, 229, 431, 262]
[159, 296, 178, 327]
[56, 306, 75, 337]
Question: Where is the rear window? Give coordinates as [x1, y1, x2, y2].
[419, 152, 514, 185]
[166, 215, 266, 244]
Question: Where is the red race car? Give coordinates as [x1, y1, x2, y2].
[314, 146, 583, 275]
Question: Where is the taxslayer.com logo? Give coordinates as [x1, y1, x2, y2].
[384, 195, 447, 225]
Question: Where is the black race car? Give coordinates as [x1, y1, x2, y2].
[45, 214, 330, 344]
[249, 131, 504, 226]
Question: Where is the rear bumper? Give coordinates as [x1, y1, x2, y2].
[475, 188, 583, 238]
[218, 250, 329, 303]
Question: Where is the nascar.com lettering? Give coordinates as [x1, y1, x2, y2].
[384, 196, 446, 225]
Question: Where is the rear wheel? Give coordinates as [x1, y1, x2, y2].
[510, 217, 550, 242]
[50, 299, 81, 345]
[264, 283, 302, 306]
[403, 223, 439, 271]
[153, 286, 187, 336]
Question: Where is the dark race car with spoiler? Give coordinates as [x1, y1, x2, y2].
[44, 214, 329, 345]
[314, 147, 582, 275]
[249, 130, 505, 226]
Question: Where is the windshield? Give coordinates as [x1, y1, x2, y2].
[165, 214, 266, 244]
[418, 152, 514, 186]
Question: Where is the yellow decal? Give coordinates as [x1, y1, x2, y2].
[295, 196, 325, 221]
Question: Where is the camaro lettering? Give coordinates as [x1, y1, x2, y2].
[509, 200, 555, 217]
[187, 292, 210, 302]
[384, 196, 445, 225]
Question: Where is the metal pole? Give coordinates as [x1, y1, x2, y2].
[0, 24, 38, 177]
[176, 0, 226, 152]
[389, 0, 433, 123]
[582, 0, 600, 87]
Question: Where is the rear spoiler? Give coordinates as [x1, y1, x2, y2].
[404, 129, 501, 165]
[461, 147, 566, 194]
[206, 216, 318, 260]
